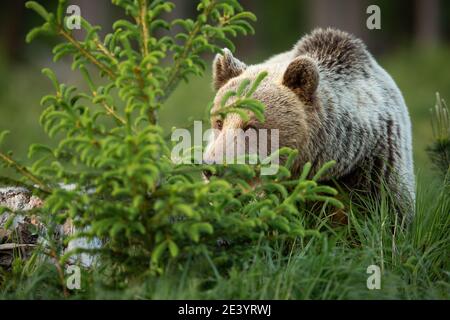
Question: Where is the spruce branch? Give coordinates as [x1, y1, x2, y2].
[48, 248, 69, 298]
[158, 2, 241, 103]
[0, 152, 52, 194]
[78, 66, 126, 127]
[137, 0, 150, 57]
[94, 38, 118, 65]
[157, 1, 217, 103]
[92, 91, 127, 126]
[133, 66, 157, 124]
[26, 1, 117, 80]
[57, 27, 117, 80]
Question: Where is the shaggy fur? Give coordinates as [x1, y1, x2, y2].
[207, 28, 415, 219]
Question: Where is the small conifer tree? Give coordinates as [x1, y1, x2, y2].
[0, 0, 342, 286]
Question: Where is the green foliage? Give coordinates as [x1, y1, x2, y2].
[0, 0, 343, 292]
[213, 71, 268, 122]
[427, 93, 450, 177]
[2, 176, 448, 299]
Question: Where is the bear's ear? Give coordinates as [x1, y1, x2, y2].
[282, 56, 319, 104]
[213, 48, 247, 90]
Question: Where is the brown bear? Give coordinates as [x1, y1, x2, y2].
[205, 28, 415, 221]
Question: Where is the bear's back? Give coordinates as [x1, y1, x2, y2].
[294, 28, 372, 81]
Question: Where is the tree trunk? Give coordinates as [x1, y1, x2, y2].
[415, 0, 440, 46]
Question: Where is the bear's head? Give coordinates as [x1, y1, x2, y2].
[204, 48, 319, 176]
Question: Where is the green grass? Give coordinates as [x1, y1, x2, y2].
[1, 174, 448, 299]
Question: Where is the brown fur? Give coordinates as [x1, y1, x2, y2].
[282, 56, 319, 105]
[207, 28, 415, 220]
[213, 48, 247, 90]
[296, 28, 370, 78]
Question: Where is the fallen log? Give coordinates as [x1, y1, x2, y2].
[0, 186, 100, 268]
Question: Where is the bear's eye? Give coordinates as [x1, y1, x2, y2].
[216, 119, 223, 130]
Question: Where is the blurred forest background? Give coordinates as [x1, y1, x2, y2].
[0, 0, 449, 178]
